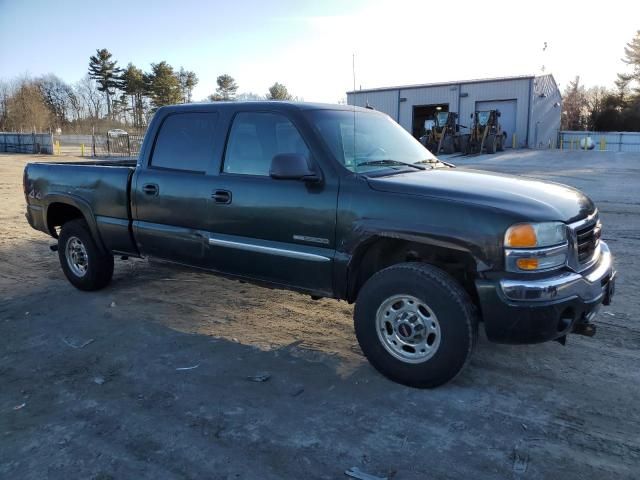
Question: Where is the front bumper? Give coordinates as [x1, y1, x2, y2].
[476, 241, 615, 344]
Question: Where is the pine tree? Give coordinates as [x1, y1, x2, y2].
[145, 62, 182, 110]
[88, 49, 122, 119]
[210, 74, 238, 101]
[266, 82, 293, 100]
[121, 63, 146, 127]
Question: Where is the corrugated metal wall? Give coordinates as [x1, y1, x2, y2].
[530, 75, 562, 148]
[348, 90, 399, 121]
[347, 75, 561, 149]
[459, 78, 531, 148]
[398, 85, 459, 129]
[0, 132, 54, 154]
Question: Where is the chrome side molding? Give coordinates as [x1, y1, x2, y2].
[208, 236, 331, 263]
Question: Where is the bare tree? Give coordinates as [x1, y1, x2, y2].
[561, 76, 589, 130]
[5, 77, 51, 132]
[37, 74, 75, 129]
[0, 80, 10, 131]
[77, 75, 104, 119]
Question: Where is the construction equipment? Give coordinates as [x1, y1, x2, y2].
[419, 111, 467, 155]
[462, 110, 506, 154]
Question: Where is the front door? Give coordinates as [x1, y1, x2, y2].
[206, 111, 338, 295]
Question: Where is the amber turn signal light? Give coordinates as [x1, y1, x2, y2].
[516, 258, 539, 270]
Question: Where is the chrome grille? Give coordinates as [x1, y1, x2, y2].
[576, 223, 598, 262]
[568, 212, 601, 271]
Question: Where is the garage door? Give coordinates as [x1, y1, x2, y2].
[476, 100, 517, 148]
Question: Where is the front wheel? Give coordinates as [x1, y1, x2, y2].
[354, 263, 478, 388]
[485, 134, 497, 154]
[58, 219, 114, 291]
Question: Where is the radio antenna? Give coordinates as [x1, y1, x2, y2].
[352, 53, 357, 171]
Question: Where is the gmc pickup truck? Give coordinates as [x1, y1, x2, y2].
[24, 102, 616, 387]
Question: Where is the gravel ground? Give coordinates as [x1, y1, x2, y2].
[1, 150, 639, 479]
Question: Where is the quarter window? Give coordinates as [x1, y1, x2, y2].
[223, 112, 310, 176]
[151, 112, 218, 172]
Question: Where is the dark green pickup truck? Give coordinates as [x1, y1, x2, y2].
[24, 102, 616, 387]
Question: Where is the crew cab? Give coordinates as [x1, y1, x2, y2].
[23, 102, 616, 387]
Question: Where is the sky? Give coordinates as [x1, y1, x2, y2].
[0, 0, 638, 102]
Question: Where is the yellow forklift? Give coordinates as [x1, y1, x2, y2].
[420, 111, 467, 155]
[462, 110, 506, 154]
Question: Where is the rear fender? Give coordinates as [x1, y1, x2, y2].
[44, 194, 107, 253]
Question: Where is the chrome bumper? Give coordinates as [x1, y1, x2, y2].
[500, 241, 614, 303]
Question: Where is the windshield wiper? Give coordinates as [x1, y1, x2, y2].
[356, 159, 427, 170]
[415, 158, 455, 168]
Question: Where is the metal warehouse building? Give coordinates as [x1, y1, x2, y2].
[347, 74, 561, 149]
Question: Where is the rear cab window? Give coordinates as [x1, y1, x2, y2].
[150, 112, 219, 172]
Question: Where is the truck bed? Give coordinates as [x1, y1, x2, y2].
[24, 161, 137, 254]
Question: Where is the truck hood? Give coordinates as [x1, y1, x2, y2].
[366, 167, 595, 223]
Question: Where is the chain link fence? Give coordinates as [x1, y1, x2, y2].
[558, 131, 640, 152]
[50, 131, 145, 159]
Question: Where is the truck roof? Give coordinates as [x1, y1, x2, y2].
[157, 101, 374, 114]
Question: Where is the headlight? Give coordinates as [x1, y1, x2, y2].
[504, 222, 568, 272]
[505, 222, 567, 248]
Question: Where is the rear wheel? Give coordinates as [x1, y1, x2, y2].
[442, 135, 455, 154]
[485, 134, 497, 154]
[58, 219, 114, 291]
[354, 263, 478, 388]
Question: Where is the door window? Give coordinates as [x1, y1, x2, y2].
[223, 112, 309, 176]
[151, 112, 218, 172]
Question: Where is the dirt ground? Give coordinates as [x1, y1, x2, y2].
[1, 150, 639, 479]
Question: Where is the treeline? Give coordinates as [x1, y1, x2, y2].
[562, 30, 640, 131]
[0, 48, 297, 134]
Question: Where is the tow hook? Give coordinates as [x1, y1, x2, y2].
[572, 310, 598, 338]
[49, 244, 58, 252]
[573, 322, 597, 337]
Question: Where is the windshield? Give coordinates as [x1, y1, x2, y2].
[308, 110, 438, 173]
[476, 111, 490, 126]
[435, 112, 449, 126]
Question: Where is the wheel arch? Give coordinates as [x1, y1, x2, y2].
[44, 194, 107, 253]
[345, 235, 482, 304]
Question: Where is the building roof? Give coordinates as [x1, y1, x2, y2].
[347, 74, 539, 95]
[159, 101, 370, 113]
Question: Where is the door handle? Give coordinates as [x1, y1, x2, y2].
[212, 189, 232, 204]
[143, 183, 159, 196]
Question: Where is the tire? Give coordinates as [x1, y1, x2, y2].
[442, 135, 455, 154]
[497, 133, 506, 151]
[58, 219, 114, 291]
[354, 263, 478, 388]
[485, 134, 497, 154]
[456, 135, 469, 154]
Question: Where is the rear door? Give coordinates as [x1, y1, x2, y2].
[133, 111, 219, 265]
[206, 111, 338, 295]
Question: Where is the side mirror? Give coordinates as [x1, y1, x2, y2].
[270, 153, 320, 182]
[470, 113, 474, 118]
